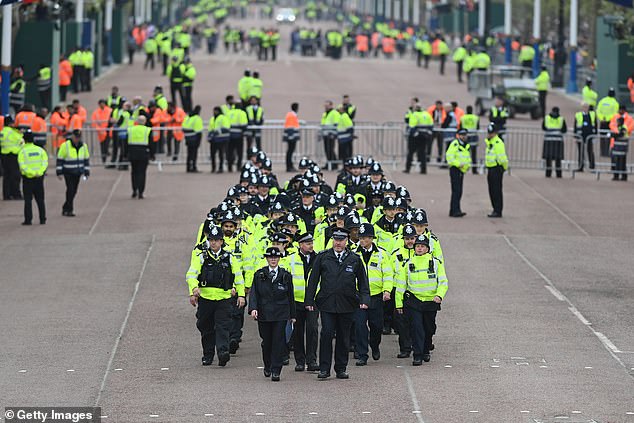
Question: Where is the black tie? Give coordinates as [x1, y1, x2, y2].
[270, 270, 276, 280]
[337, 253, 343, 263]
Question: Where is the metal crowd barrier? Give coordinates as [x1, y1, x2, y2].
[36, 124, 633, 178]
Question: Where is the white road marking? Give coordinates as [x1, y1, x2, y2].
[66, 369, 75, 372]
[149, 415, 159, 418]
[255, 413, 265, 416]
[571, 411, 582, 414]
[544, 285, 566, 301]
[444, 365, 452, 368]
[540, 365, 549, 368]
[503, 235, 627, 371]
[18, 370, 26, 373]
[585, 366, 593, 369]
[520, 410, 530, 413]
[161, 367, 169, 371]
[626, 411, 634, 415]
[100, 416, 107, 419]
[469, 410, 479, 413]
[89, 173, 122, 235]
[257, 366, 264, 369]
[205, 413, 214, 417]
[490, 365, 500, 368]
[413, 411, 422, 414]
[510, 357, 526, 360]
[403, 369, 425, 423]
[114, 368, 122, 371]
[94, 235, 155, 407]
[309, 412, 318, 415]
[362, 411, 371, 414]
[513, 175, 590, 236]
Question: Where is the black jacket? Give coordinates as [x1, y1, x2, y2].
[248, 266, 296, 322]
[305, 249, 370, 313]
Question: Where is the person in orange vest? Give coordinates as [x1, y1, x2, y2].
[356, 34, 369, 58]
[32, 108, 48, 148]
[91, 99, 113, 163]
[627, 72, 634, 105]
[283, 102, 300, 172]
[50, 105, 68, 149]
[451, 101, 465, 123]
[72, 99, 88, 126]
[166, 102, 186, 161]
[67, 105, 84, 132]
[15, 104, 37, 131]
[59, 55, 73, 102]
[148, 101, 168, 153]
[381, 36, 395, 58]
[371, 32, 380, 57]
[609, 104, 634, 137]
[427, 100, 447, 163]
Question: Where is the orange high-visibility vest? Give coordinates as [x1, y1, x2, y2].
[170, 107, 186, 141]
[68, 113, 83, 131]
[628, 78, 634, 103]
[382, 37, 395, 53]
[32, 116, 47, 133]
[91, 106, 112, 142]
[59, 60, 72, 86]
[284, 111, 299, 128]
[356, 35, 368, 52]
[15, 111, 37, 129]
[453, 107, 465, 123]
[76, 105, 87, 126]
[609, 112, 634, 135]
[427, 105, 447, 124]
[50, 111, 68, 148]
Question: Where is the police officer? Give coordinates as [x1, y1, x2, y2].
[404, 105, 433, 174]
[460, 105, 480, 174]
[56, 129, 90, 216]
[489, 97, 509, 140]
[183, 105, 203, 172]
[542, 106, 567, 178]
[446, 129, 471, 217]
[574, 102, 597, 171]
[0, 115, 23, 200]
[126, 116, 154, 198]
[187, 224, 245, 366]
[535, 65, 550, 118]
[391, 224, 417, 358]
[17, 130, 47, 225]
[305, 228, 370, 380]
[354, 223, 393, 366]
[249, 247, 296, 381]
[396, 234, 448, 365]
[485, 124, 508, 218]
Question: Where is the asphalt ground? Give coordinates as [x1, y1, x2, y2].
[1, 15, 633, 423]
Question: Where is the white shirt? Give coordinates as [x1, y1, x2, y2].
[268, 266, 278, 280]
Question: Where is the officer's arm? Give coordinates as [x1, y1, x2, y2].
[231, 256, 245, 297]
[287, 272, 296, 320]
[305, 254, 322, 307]
[356, 258, 371, 306]
[56, 143, 66, 176]
[185, 249, 202, 296]
[561, 120, 567, 134]
[395, 265, 406, 309]
[247, 271, 257, 313]
[435, 259, 448, 299]
[382, 252, 394, 293]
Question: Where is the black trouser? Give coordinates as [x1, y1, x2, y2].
[319, 311, 353, 374]
[429, 130, 444, 162]
[181, 85, 193, 113]
[456, 60, 463, 82]
[599, 122, 611, 157]
[196, 297, 232, 360]
[538, 91, 547, 118]
[383, 288, 395, 331]
[144, 52, 155, 69]
[110, 132, 126, 165]
[130, 159, 148, 195]
[405, 134, 428, 173]
[258, 320, 287, 374]
[22, 176, 46, 223]
[1, 154, 21, 199]
[72, 65, 83, 92]
[416, 51, 422, 67]
[439, 54, 446, 74]
[449, 166, 464, 215]
[424, 54, 430, 68]
[128, 48, 134, 64]
[577, 137, 595, 170]
[100, 137, 111, 164]
[612, 155, 628, 180]
[407, 306, 436, 360]
[271, 45, 277, 61]
[338, 141, 353, 162]
[162, 54, 168, 74]
[323, 135, 337, 169]
[545, 159, 562, 178]
[354, 297, 384, 361]
[487, 165, 504, 214]
[285, 140, 297, 171]
[83, 68, 91, 92]
[247, 131, 262, 150]
[230, 299, 245, 344]
[170, 82, 181, 106]
[227, 135, 243, 171]
[63, 174, 80, 213]
[60, 85, 69, 102]
[211, 142, 226, 172]
[186, 137, 200, 171]
[293, 303, 318, 366]
[470, 144, 478, 174]
[395, 308, 412, 354]
[520, 60, 532, 77]
[38, 89, 51, 108]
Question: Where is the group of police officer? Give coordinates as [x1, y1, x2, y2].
[186, 152, 449, 380]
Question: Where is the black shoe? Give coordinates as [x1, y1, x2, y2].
[229, 339, 239, 354]
[66, 212, 76, 217]
[202, 356, 213, 366]
[397, 352, 411, 359]
[271, 373, 280, 382]
[295, 364, 305, 372]
[263, 369, 271, 377]
[105, 164, 115, 169]
[21, 221, 32, 226]
[422, 354, 431, 362]
[336, 371, 349, 379]
[402, 169, 410, 173]
[382, 328, 392, 335]
[372, 350, 380, 361]
[353, 352, 359, 360]
[317, 371, 330, 379]
[282, 358, 290, 366]
[487, 212, 502, 218]
[131, 192, 137, 198]
[349, 345, 355, 352]
[40, 219, 46, 225]
[355, 359, 367, 366]
[138, 193, 144, 199]
[216, 169, 224, 174]
[412, 359, 422, 366]
[218, 353, 230, 367]
[307, 363, 319, 372]
[449, 212, 466, 218]
[429, 344, 435, 351]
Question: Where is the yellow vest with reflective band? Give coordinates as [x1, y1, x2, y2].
[460, 113, 479, 130]
[0, 127, 24, 155]
[127, 125, 151, 145]
[246, 106, 264, 123]
[186, 248, 245, 300]
[544, 115, 564, 130]
[395, 253, 448, 308]
[38, 67, 52, 90]
[446, 139, 471, 173]
[491, 107, 508, 119]
[56, 140, 90, 175]
[18, 143, 48, 178]
[183, 114, 203, 132]
[575, 111, 596, 128]
[82, 51, 94, 69]
[283, 252, 308, 302]
[582, 86, 598, 107]
[535, 71, 550, 91]
[485, 135, 508, 170]
[452, 46, 467, 62]
[596, 96, 619, 122]
[518, 45, 535, 62]
[355, 245, 394, 296]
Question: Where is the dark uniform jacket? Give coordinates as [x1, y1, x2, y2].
[248, 266, 296, 322]
[305, 249, 370, 313]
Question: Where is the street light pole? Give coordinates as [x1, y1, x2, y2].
[1, 4, 12, 116]
[532, 0, 540, 77]
[504, 0, 512, 64]
[567, 0, 578, 93]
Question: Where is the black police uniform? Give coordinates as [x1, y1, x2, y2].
[293, 249, 318, 370]
[305, 247, 370, 376]
[249, 265, 296, 377]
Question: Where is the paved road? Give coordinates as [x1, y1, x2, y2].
[1, 15, 633, 423]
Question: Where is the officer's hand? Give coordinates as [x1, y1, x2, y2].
[231, 287, 236, 296]
[382, 291, 391, 301]
[433, 296, 442, 304]
[251, 309, 258, 320]
[305, 305, 314, 311]
[237, 296, 246, 308]
[189, 295, 198, 307]
[359, 303, 369, 309]
[396, 308, 403, 314]
[57, 175, 63, 181]
[290, 318, 296, 324]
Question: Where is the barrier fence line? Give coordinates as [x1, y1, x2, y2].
[33, 123, 633, 176]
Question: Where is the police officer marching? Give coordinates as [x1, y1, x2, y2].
[127, 116, 155, 198]
[249, 247, 296, 381]
[446, 128, 471, 217]
[305, 227, 370, 380]
[187, 224, 246, 366]
[56, 129, 90, 217]
[542, 107, 567, 178]
[17, 130, 48, 225]
[484, 124, 508, 218]
[396, 234, 448, 365]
